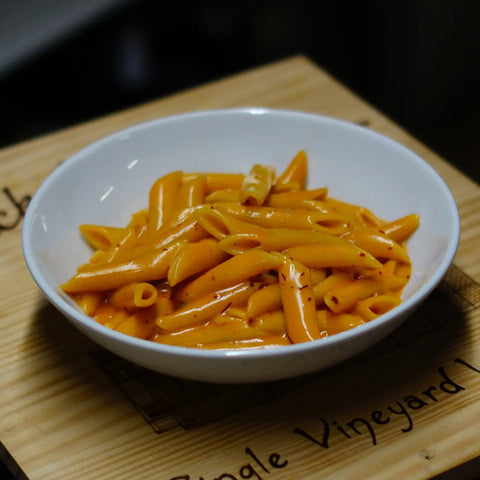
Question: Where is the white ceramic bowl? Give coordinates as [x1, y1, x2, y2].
[22, 108, 460, 383]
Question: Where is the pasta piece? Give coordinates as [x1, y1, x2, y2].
[310, 269, 328, 286]
[284, 244, 382, 269]
[106, 312, 131, 330]
[95, 210, 151, 264]
[366, 260, 410, 293]
[157, 294, 231, 332]
[356, 295, 402, 321]
[154, 294, 175, 316]
[317, 310, 365, 336]
[182, 172, 245, 193]
[248, 310, 286, 334]
[381, 214, 420, 244]
[195, 205, 265, 240]
[205, 189, 241, 203]
[195, 335, 292, 350]
[214, 202, 350, 235]
[264, 188, 328, 209]
[344, 230, 410, 263]
[271, 182, 301, 193]
[276, 150, 308, 189]
[147, 170, 183, 232]
[247, 283, 282, 317]
[127, 209, 149, 238]
[116, 216, 208, 261]
[154, 177, 207, 233]
[178, 174, 207, 210]
[61, 241, 183, 293]
[278, 256, 320, 343]
[240, 164, 276, 206]
[93, 303, 127, 327]
[115, 307, 157, 339]
[84, 250, 109, 266]
[213, 305, 248, 323]
[320, 197, 385, 228]
[73, 292, 104, 316]
[102, 228, 141, 264]
[324, 279, 379, 314]
[257, 270, 280, 286]
[154, 319, 266, 348]
[313, 271, 352, 305]
[157, 281, 260, 330]
[110, 282, 158, 311]
[79, 225, 126, 251]
[175, 249, 283, 302]
[218, 228, 347, 255]
[167, 238, 230, 286]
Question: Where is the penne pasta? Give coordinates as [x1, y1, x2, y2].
[175, 249, 282, 302]
[167, 238, 230, 286]
[73, 291, 104, 316]
[61, 241, 183, 293]
[102, 227, 141, 264]
[240, 164, 276, 206]
[310, 269, 329, 286]
[356, 294, 402, 321]
[117, 216, 208, 261]
[264, 188, 328, 209]
[218, 228, 347, 255]
[317, 310, 365, 336]
[195, 206, 265, 239]
[154, 319, 264, 348]
[94, 303, 128, 327]
[205, 189, 241, 204]
[178, 174, 207, 210]
[157, 281, 260, 331]
[248, 310, 286, 334]
[214, 305, 248, 323]
[366, 260, 410, 293]
[115, 307, 158, 339]
[319, 197, 385, 229]
[110, 282, 158, 311]
[194, 335, 292, 350]
[313, 271, 352, 305]
[344, 229, 410, 263]
[284, 244, 382, 269]
[79, 225, 126, 251]
[63, 150, 418, 349]
[213, 202, 350, 235]
[147, 170, 183, 233]
[94, 210, 151, 264]
[324, 279, 379, 314]
[127, 209, 149, 238]
[247, 283, 282, 318]
[271, 181, 301, 193]
[275, 149, 308, 189]
[278, 256, 321, 343]
[183, 172, 245, 193]
[381, 214, 420, 244]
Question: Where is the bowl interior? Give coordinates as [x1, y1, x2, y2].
[23, 109, 460, 379]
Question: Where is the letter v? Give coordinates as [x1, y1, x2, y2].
[455, 358, 480, 374]
[293, 417, 330, 448]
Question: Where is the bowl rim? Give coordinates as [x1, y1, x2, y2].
[22, 107, 461, 361]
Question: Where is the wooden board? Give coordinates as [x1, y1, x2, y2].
[1, 56, 479, 479]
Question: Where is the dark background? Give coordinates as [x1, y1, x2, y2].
[0, 1, 479, 182]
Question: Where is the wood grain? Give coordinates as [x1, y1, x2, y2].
[1, 56, 479, 479]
